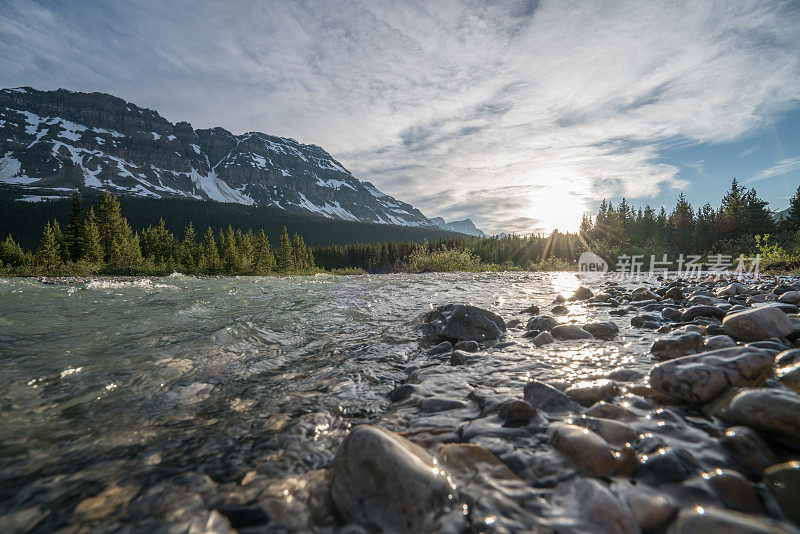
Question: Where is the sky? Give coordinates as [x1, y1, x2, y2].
[1, 0, 799, 234]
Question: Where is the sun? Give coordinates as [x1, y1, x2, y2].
[532, 192, 586, 233]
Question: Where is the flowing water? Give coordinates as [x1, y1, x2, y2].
[0, 272, 758, 531]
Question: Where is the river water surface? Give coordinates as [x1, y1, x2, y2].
[0, 273, 711, 531]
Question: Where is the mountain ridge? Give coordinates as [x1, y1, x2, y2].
[0, 86, 441, 229]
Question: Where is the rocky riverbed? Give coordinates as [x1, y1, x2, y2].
[1, 272, 800, 532]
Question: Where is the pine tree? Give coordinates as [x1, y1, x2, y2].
[201, 227, 221, 273]
[181, 222, 199, 272]
[35, 221, 62, 270]
[0, 235, 28, 267]
[253, 229, 275, 274]
[82, 217, 103, 264]
[669, 192, 695, 251]
[277, 226, 293, 272]
[65, 192, 84, 261]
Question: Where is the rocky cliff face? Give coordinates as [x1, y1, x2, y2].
[0, 87, 434, 227]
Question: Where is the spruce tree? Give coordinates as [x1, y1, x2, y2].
[35, 221, 62, 270]
[82, 218, 103, 265]
[201, 227, 221, 273]
[253, 229, 275, 274]
[0, 235, 27, 267]
[277, 226, 293, 272]
[780, 185, 800, 233]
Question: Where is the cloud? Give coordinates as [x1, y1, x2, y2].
[747, 157, 800, 183]
[1, 0, 800, 233]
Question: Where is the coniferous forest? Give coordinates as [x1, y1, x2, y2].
[0, 180, 799, 275]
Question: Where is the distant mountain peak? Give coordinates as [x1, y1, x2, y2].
[0, 87, 436, 229]
[430, 217, 486, 236]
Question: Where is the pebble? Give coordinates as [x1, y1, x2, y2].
[635, 447, 698, 483]
[716, 282, 747, 297]
[779, 290, 800, 304]
[566, 415, 637, 446]
[454, 340, 479, 352]
[583, 401, 637, 421]
[722, 306, 795, 341]
[704, 334, 737, 350]
[521, 304, 540, 314]
[665, 286, 684, 300]
[681, 304, 726, 322]
[388, 384, 417, 402]
[776, 361, 800, 393]
[632, 287, 661, 301]
[551, 305, 570, 315]
[532, 331, 555, 346]
[712, 388, 800, 446]
[551, 324, 594, 340]
[582, 321, 619, 340]
[420, 304, 507, 343]
[649, 346, 773, 403]
[764, 461, 800, 528]
[551, 424, 618, 476]
[649, 331, 702, 360]
[523, 380, 581, 415]
[526, 314, 558, 331]
[329, 425, 455, 532]
[776, 348, 800, 368]
[720, 426, 779, 475]
[420, 396, 468, 413]
[614, 483, 677, 531]
[571, 286, 595, 300]
[553, 478, 640, 534]
[701, 468, 762, 512]
[669, 506, 799, 533]
[564, 379, 619, 406]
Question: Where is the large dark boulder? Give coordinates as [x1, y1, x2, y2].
[420, 304, 506, 343]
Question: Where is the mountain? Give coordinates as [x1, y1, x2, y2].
[0, 87, 435, 228]
[772, 208, 790, 223]
[430, 217, 486, 237]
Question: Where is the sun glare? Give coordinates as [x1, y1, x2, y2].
[532, 192, 586, 233]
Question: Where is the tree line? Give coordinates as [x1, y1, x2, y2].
[0, 180, 798, 275]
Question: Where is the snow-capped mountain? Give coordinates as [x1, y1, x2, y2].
[0, 87, 434, 227]
[430, 217, 486, 237]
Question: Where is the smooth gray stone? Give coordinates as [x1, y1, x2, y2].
[329, 425, 454, 532]
[704, 334, 737, 350]
[523, 380, 580, 415]
[532, 331, 554, 346]
[649, 347, 773, 403]
[681, 305, 726, 322]
[526, 314, 558, 331]
[582, 321, 619, 340]
[427, 341, 452, 355]
[551, 324, 594, 340]
[420, 304, 506, 342]
[712, 388, 800, 446]
[650, 331, 702, 360]
[723, 306, 794, 341]
[669, 506, 800, 533]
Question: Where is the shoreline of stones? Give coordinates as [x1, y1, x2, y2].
[314, 276, 800, 533]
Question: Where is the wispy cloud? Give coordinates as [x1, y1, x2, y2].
[1, 0, 800, 233]
[747, 156, 800, 183]
[739, 144, 759, 158]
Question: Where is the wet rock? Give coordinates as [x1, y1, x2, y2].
[721, 426, 779, 475]
[779, 291, 800, 304]
[330, 425, 455, 532]
[681, 305, 726, 322]
[765, 461, 800, 528]
[614, 482, 677, 531]
[523, 380, 581, 415]
[702, 468, 762, 513]
[650, 331, 703, 360]
[777, 361, 800, 393]
[774, 283, 799, 295]
[0, 507, 48, 533]
[420, 397, 467, 413]
[776, 348, 800, 368]
[636, 447, 698, 483]
[649, 346, 773, 403]
[571, 286, 595, 301]
[551, 324, 594, 340]
[607, 367, 645, 381]
[583, 401, 636, 421]
[565, 380, 619, 406]
[450, 350, 474, 366]
[420, 304, 506, 343]
[609, 308, 629, 316]
[662, 307, 683, 321]
[506, 318, 522, 328]
[552, 478, 639, 534]
[633, 287, 661, 301]
[439, 443, 517, 482]
[454, 340, 479, 352]
[717, 282, 747, 297]
[258, 469, 336, 531]
[521, 304, 540, 314]
[217, 505, 270, 529]
[631, 314, 661, 329]
[723, 306, 795, 341]
[498, 400, 537, 423]
[427, 341, 452, 355]
[713, 388, 800, 446]
[388, 384, 417, 402]
[666, 286, 684, 300]
[567, 416, 637, 446]
[551, 424, 618, 476]
[669, 506, 799, 534]
[705, 334, 737, 350]
[551, 305, 570, 316]
[583, 321, 619, 340]
[526, 314, 558, 332]
[532, 331, 555, 346]
[554, 294, 567, 303]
